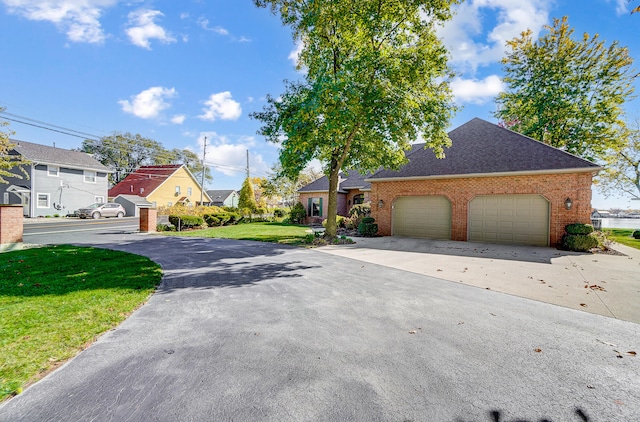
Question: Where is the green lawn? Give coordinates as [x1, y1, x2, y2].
[604, 228, 640, 250]
[164, 222, 312, 245]
[0, 246, 162, 402]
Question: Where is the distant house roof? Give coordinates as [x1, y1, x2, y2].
[10, 139, 111, 172]
[206, 189, 238, 204]
[369, 118, 600, 181]
[113, 194, 153, 206]
[298, 170, 370, 193]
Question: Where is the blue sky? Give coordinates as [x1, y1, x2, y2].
[1, 0, 638, 209]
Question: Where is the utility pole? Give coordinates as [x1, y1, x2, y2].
[246, 149, 250, 179]
[200, 136, 207, 205]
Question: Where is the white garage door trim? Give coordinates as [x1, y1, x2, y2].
[392, 196, 451, 239]
[468, 194, 550, 247]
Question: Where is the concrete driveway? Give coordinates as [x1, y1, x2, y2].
[318, 237, 640, 324]
[1, 234, 639, 421]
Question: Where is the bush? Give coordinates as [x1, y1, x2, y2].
[565, 223, 594, 235]
[273, 208, 287, 218]
[168, 215, 204, 230]
[289, 202, 307, 224]
[358, 217, 378, 237]
[561, 233, 599, 252]
[633, 230, 640, 240]
[156, 223, 174, 232]
[322, 215, 346, 228]
[349, 203, 371, 218]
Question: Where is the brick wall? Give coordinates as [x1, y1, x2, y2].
[370, 172, 594, 246]
[0, 205, 24, 246]
[139, 208, 157, 233]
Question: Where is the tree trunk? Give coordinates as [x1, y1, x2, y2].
[324, 162, 340, 239]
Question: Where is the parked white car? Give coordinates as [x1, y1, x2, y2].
[77, 203, 126, 219]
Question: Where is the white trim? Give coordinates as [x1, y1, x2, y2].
[365, 167, 602, 183]
[36, 193, 50, 208]
[84, 170, 97, 183]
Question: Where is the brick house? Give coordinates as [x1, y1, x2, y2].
[298, 171, 371, 225]
[299, 118, 601, 246]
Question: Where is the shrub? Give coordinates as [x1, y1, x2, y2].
[273, 208, 287, 218]
[349, 203, 371, 218]
[358, 217, 378, 237]
[633, 230, 640, 240]
[289, 202, 307, 224]
[322, 215, 346, 228]
[168, 215, 204, 230]
[561, 233, 598, 252]
[565, 223, 594, 235]
[156, 223, 174, 232]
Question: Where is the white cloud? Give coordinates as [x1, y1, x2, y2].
[197, 17, 228, 35]
[118, 86, 176, 119]
[125, 9, 176, 49]
[171, 114, 186, 124]
[199, 92, 242, 121]
[451, 75, 504, 104]
[199, 132, 267, 177]
[438, 0, 550, 72]
[611, 0, 629, 15]
[288, 39, 303, 66]
[2, 0, 118, 43]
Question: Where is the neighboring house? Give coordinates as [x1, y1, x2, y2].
[299, 118, 601, 247]
[591, 210, 612, 219]
[298, 171, 371, 224]
[0, 139, 111, 217]
[108, 164, 211, 208]
[206, 189, 240, 208]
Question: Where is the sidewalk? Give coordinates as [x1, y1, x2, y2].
[316, 237, 640, 323]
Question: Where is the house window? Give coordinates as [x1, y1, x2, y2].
[353, 194, 365, 205]
[48, 166, 59, 177]
[308, 197, 323, 217]
[37, 193, 50, 208]
[175, 186, 181, 194]
[3, 192, 8, 204]
[95, 196, 105, 203]
[167, 202, 173, 207]
[187, 187, 192, 196]
[84, 171, 96, 183]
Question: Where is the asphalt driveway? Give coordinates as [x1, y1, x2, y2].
[1, 234, 639, 421]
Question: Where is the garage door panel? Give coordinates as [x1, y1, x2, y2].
[393, 196, 451, 239]
[469, 195, 549, 246]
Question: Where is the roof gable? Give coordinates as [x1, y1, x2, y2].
[10, 139, 111, 172]
[370, 118, 600, 180]
[108, 165, 182, 197]
[206, 190, 238, 202]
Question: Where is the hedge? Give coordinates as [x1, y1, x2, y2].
[358, 217, 378, 237]
[168, 215, 204, 229]
[633, 230, 640, 240]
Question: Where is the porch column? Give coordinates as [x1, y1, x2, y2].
[0, 205, 24, 250]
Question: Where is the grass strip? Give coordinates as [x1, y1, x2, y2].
[0, 245, 162, 401]
[603, 228, 640, 250]
[164, 222, 311, 245]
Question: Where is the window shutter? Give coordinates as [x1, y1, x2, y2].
[319, 198, 323, 217]
[308, 198, 312, 216]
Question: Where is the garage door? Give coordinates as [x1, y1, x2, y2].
[468, 195, 549, 246]
[392, 196, 451, 239]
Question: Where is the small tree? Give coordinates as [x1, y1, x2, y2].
[238, 178, 258, 212]
[596, 119, 640, 200]
[0, 108, 28, 184]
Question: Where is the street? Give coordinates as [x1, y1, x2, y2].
[23, 217, 140, 242]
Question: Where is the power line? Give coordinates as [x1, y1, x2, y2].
[0, 111, 104, 141]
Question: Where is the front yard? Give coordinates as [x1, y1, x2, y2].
[0, 246, 162, 402]
[162, 222, 313, 245]
[604, 228, 640, 250]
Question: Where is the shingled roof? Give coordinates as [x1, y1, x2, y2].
[10, 139, 111, 172]
[369, 118, 600, 181]
[298, 170, 371, 193]
[108, 165, 183, 197]
[207, 190, 237, 203]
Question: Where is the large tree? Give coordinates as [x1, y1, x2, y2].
[262, 164, 323, 207]
[495, 16, 636, 161]
[252, 0, 459, 238]
[0, 108, 28, 184]
[80, 132, 168, 184]
[596, 119, 640, 201]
